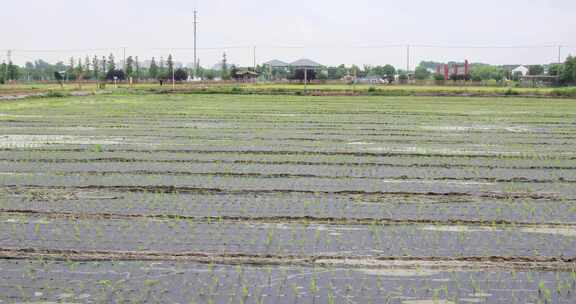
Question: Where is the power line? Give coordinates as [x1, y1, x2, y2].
[412, 44, 561, 49]
[4, 43, 574, 54]
[10, 48, 122, 53]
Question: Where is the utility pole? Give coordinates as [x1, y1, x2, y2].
[557, 45, 563, 80]
[253, 46, 256, 70]
[6, 50, 12, 81]
[123, 47, 126, 71]
[406, 44, 410, 73]
[193, 9, 198, 79]
[304, 68, 308, 93]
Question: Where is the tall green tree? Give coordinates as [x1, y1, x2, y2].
[149, 57, 159, 79]
[92, 56, 100, 80]
[560, 56, 576, 84]
[327, 65, 347, 80]
[125, 56, 134, 77]
[76, 57, 84, 80]
[107, 53, 116, 73]
[471, 66, 504, 81]
[0, 62, 6, 83]
[84, 56, 91, 78]
[221, 53, 229, 80]
[7, 61, 19, 81]
[159, 57, 165, 76]
[548, 64, 562, 76]
[166, 54, 174, 77]
[101, 56, 107, 80]
[135, 56, 140, 80]
[414, 66, 431, 80]
[528, 65, 544, 76]
[67, 57, 75, 80]
[382, 64, 396, 82]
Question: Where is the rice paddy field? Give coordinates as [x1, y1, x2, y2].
[0, 93, 575, 303]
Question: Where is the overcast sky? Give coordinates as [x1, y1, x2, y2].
[2, 0, 576, 68]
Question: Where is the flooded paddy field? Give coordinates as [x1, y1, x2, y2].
[1, 259, 575, 304]
[0, 94, 575, 303]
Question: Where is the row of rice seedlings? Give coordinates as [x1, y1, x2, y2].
[5, 258, 576, 302]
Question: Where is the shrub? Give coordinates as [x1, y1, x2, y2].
[504, 88, 519, 96]
[433, 74, 445, 81]
[44, 91, 66, 98]
[174, 69, 188, 81]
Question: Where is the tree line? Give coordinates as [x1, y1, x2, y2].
[0, 54, 191, 83]
[2, 54, 576, 85]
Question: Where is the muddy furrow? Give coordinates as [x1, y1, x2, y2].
[1, 148, 573, 159]
[3, 157, 576, 170]
[3, 209, 574, 228]
[0, 247, 573, 271]
[5, 170, 574, 184]
[0, 185, 560, 200]
[6, 132, 575, 146]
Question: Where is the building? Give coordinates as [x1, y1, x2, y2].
[357, 75, 386, 84]
[511, 65, 529, 77]
[263, 59, 323, 81]
[435, 60, 470, 80]
[263, 60, 289, 68]
[231, 69, 259, 82]
[263, 59, 323, 69]
[288, 59, 323, 69]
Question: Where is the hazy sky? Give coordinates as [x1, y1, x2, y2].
[2, 0, 575, 68]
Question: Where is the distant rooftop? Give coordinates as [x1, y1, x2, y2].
[289, 59, 323, 67]
[263, 59, 289, 67]
[263, 59, 323, 68]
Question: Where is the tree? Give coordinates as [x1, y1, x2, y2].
[107, 53, 116, 74]
[560, 56, 576, 85]
[159, 56, 165, 76]
[229, 65, 239, 80]
[166, 55, 174, 77]
[174, 68, 188, 81]
[204, 69, 216, 80]
[54, 71, 64, 86]
[548, 64, 562, 76]
[0, 62, 6, 83]
[512, 71, 523, 81]
[149, 57, 159, 79]
[7, 61, 19, 81]
[414, 66, 431, 80]
[529, 65, 544, 76]
[75, 57, 84, 80]
[84, 56, 91, 78]
[92, 56, 100, 80]
[471, 66, 504, 82]
[433, 73, 446, 81]
[101, 56, 107, 80]
[317, 69, 328, 81]
[291, 69, 317, 82]
[382, 64, 396, 82]
[398, 72, 408, 83]
[125, 56, 134, 77]
[221, 53, 229, 80]
[350, 65, 361, 78]
[67, 57, 75, 80]
[327, 65, 347, 80]
[135, 56, 140, 80]
[106, 69, 125, 81]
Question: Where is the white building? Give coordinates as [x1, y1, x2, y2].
[511, 65, 529, 76]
